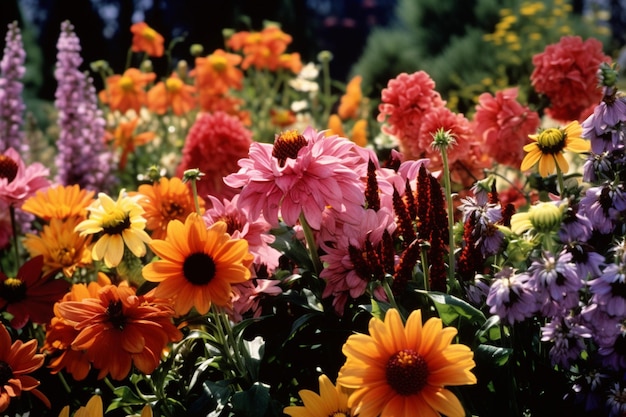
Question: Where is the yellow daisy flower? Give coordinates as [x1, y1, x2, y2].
[337, 308, 476, 417]
[520, 121, 589, 177]
[284, 374, 352, 417]
[75, 189, 151, 268]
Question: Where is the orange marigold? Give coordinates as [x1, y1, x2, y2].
[21, 184, 95, 221]
[147, 73, 197, 116]
[130, 22, 164, 57]
[338, 76, 363, 120]
[98, 68, 156, 114]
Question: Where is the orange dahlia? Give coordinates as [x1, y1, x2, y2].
[55, 282, 182, 380]
[0, 323, 50, 412]
[337, 308, 476, 417]
[142, 213, 253, 316]
[21, 184, 94, 221]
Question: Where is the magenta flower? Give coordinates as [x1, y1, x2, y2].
[224, 127, 367, 230]
[0, 147, 49, 207]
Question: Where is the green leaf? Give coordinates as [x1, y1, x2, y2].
[424, 291, 486, 326]
[106, 385, 146, 412]
[475, 343, 512, 367]
[231, 382, 271, 417]
[476, 314, 503, 343]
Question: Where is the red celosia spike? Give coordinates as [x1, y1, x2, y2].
[365, 159, 381, 211]
[428, 175, 449, 244]
[392, 238, 421, 294]
[501, 203, 516, 227]
[381, 229, 396, 273]
[365, 237, 385, 281]
[488, 180, 499, 205]
[404, 179, 418, 221]
[348, 244, 373, 281]
[393, 188, 417, 247]
[416, 165, 431, 240]
[456, 214, 482, 282]
[428, 229, 448, 292]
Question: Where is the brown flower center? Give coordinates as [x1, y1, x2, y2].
[102, 210, 131, 235]
[272, 130, 307, 167]
[217, 215, 243, 236]
[0, 155, 19, 183]
[386, 349, 429, 396]
[107, 300, 126, 330]
[183, 252, 216, 285]
[0, 361, 13, 386]
[162, 201, 185, 221]
[0, 278, 26, 303]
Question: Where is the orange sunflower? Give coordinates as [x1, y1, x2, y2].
[142, 213, 253, 316]
[108, 118, 156, 170]
[337, 308, 476, 417]
[284, 374, 352, 417]
[21, 184, 94, 221]
[99, 68, 156, 114]
[55, 282, 182, 380]
[23, 216, 92, 278]
[147, 73, 197, 116]
[136, 176, 204, 240]
[130, 22, 164, 57]
[0, 323, 50, 413]
[520, 120, 590, 177]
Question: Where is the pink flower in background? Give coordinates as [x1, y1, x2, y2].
[204, 194, 282, 273]
[176, 111, 253, 203]
[0, 148, 49, 207]
[224, 127, 367, 230]
[377, 71, 446, 156]
[229, 279, 282, 322]
[474, 87, 540, 167]
[531, 36, 610, 122]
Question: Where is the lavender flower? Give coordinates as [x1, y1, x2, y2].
[589, 262, 626, 316]
[486, 267, 537, 325]
[0, 21, 26, 155]
[541, 315, 591, 368]
[579, 183, 626, 235]
[54, 20, 115, 191]
[561, 243, 605, 281]
[558, 203, 593, 243]
[606, 382, 626, 417]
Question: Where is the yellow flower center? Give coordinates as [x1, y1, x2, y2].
[56, 247, 77, 267]
[272, 130, 307, 167]
[1, 277, 26, 302]
[386, 349, 429, 396]
[331, 413, 348, 417]
[529, 202, 563, 232]
[142, 27, 157, 41]
[165, 77, 183, 93]
[210, 55, 228, 72]
[118, 76, 135, 92]
[536, 128, 566, 154]
[0, 155, 19, 183]
[101, 209, 131, 235]
[183, 252, 216, 286]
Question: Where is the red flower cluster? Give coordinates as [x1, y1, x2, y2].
[531, 36, 610, 122]
[474, 87, 540, 167]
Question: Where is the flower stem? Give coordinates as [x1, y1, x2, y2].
[554, 156, 565, 197]
[420, 242, 430, 292]
[9, 205, 20, 267]
[440, 149, 457, 291]
[299, 212, 323, 276]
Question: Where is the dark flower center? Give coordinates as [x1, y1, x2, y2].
[386, 349, 429, 396]
[102, 211, 131, 235]
[163, 201, 184, 220]
[183, 252, 216, 285]
[218, 215, 243, 236]
[610, 281, 626, 299]
[272, 130, 307, 167]
[0, 361, 13, 386]
[107, 300, 126, 330]
[0, 278, 27, 303]
[0, 155, 18, 183]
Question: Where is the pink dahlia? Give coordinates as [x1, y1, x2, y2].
[474, 87, 540, 167]
[0, 148, 49, 207]
[176, 111, 253, 203]
[531, 36, 610, 122]
[377, 71, 446, 156]
[203, 194, 282, 273]
[224, 127, 367, 230]
[229, 279, 282, 322]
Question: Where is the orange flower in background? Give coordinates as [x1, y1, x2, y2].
[142, 213, 253, 316]
[109, 118, 156, 169]
[44, 275, 111, 381]
[327, 114, 347, 137]
[337, 309, 476, 417]
[270, 108, 297, 127]
[0, 323, 50, 413]
[227, 26, 293, 71]
[21, 184, 95, 221]
[351, 119, 368, 147]
[55, 282, 182, 380]
[278, 52, 303, 74]
[147, 73, 197, 116]
[99, 68, 156, 114]
[338, 76, 363, 120]
[130, 22, 164, 57]
[196, 93, 250, 124]
[193, 49, 243, 96]
[137, 176, 204, 240]
[23, 216, 92, 278]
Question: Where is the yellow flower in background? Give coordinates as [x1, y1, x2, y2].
[520, 121, 589, 177]
[75, 189, 151, 268]
[284, 374, 352, 417]
[337, 309, 476, 417]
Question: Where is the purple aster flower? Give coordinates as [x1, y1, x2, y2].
[541, 315, 591, 368]
[558, 203, 593, 243]
[579, 184, 626, 235]
[0, 21, 26, 155]
[486, 267, 538, 325]
[54, 21, 115, 192]
[583, 150, 626, 183]
[464, 274, 490, 305]
[459, 191, 504, 257]
[527, 251, 582, 317]
[606, 382, 626, 417]
[589, 263, 626, 316]
[569, 367, 606, 414]
[561, 243, 605, 281]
